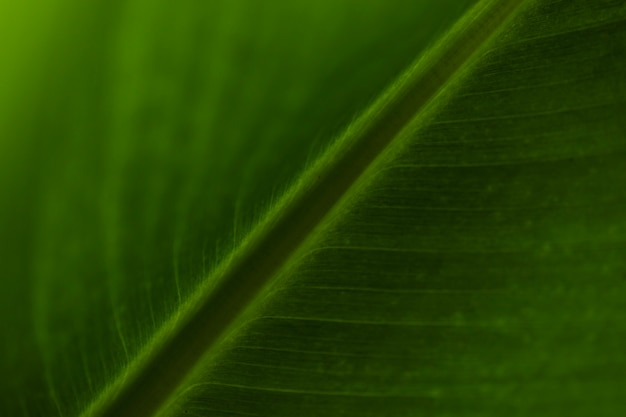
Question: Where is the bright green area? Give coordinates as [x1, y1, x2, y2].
[0, 0, 476, 416]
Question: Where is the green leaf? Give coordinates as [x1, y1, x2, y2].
[0, 1, 478, 415]
[2, 0, 625, 416]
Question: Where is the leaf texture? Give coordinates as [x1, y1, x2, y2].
[2, 0, 626, 416]
[0, 1, 476, 416]
[163, 0, 626, 416]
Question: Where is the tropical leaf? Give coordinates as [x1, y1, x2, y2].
[1, 0, 625, 416]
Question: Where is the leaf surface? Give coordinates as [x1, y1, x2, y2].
[2, 0, 626, 416]
[0, 0, 476, 415]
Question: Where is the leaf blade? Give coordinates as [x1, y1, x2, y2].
[0, 1, 480, 416]
[162, 0, 626, 415]
[96, 1, 527, 416]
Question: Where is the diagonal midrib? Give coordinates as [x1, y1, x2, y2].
[93, 1, 527, 416]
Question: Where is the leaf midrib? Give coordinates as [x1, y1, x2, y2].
[91, 1, 527, 416]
